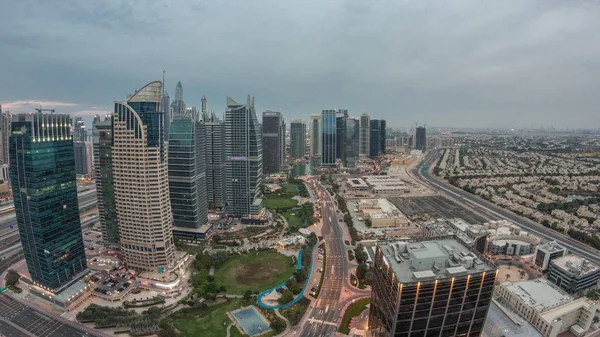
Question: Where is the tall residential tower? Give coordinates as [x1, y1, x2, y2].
[203, 111, 227, 210]
[321, 110, 337, 166]
[359, 113, 370, 156]
[112, 81, 175, 271]
[262, 111, 285, 173]
[93, 114, 119, 245]
[310, 114, 322, 156]
[225, 96, 263, 218]
[290, 119, 306, 159]
[168, 106, 208, 239]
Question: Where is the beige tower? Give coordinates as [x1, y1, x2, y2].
[112, 81, 175, 271]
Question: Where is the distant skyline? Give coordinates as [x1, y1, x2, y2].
[1, 0, 599, 129]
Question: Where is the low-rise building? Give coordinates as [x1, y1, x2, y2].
[548, 255, 600, 293]
[534, 241, 567, 271]
[355, 198, 409, 228]
[496, 279, 597, 337]
[488, 239, 533, 256]
[346, 178, 369, 192]
[363, 175, 410, 194]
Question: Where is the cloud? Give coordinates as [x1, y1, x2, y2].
[1, 100, 79, 111]
[0, 0, 599, 128]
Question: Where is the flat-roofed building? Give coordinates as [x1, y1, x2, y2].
[356, 198, 409, 228]
[534, 241, 567, 271]
[347, 178, 369, 191]
[363, 175, 410, 194]
[496, 279, 597, 337]
[548, 255, 600, 293]
[369, 236, 498, 337]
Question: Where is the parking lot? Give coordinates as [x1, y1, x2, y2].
[388, 196, 487, 224]
[92, 272, 132, 296]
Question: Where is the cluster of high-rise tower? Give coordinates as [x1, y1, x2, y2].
[3, 81, 391, 293]
[5, 81, 265, 292]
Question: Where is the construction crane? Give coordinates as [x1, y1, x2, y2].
[34, 108, 55, 113]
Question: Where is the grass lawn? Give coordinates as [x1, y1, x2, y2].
[214, 250, 296, 294]
[263, 195, 298, 210]
[172, 299, 244, 337]
[282, 209, 304, 228]
[339, 298, 371, 334]
[281, 183, 300, 195]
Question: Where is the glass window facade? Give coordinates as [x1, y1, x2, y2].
[92, 115, 118, 245]
[369, 242, 497, 337]
[225, 97, 263, 217]
[262, 111, 285, 173]
[321, 110, 337, 166]
[168, 116, 208, 230]
[9, 113, 87, 291]
[204, 113, 227, 210]
[290, 119, 306, 160]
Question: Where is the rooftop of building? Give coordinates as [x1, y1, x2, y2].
[537, 241, 566, 253]
[356, 198, 407, 219]
[550, 255, 600, 277]
[501, 279, 573, 312]
[347, 178, 369, 188]
[491, 239, 533, 246]
[539, 297, 597, 325]
[379, 236, 496, 283]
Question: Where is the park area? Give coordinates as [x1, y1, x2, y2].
[213, 250, 296, 295]
[171, 299, 245, 337]
[263, 180, 314, 232]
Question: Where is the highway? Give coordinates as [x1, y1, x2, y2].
[414, 149, 600, 265]
[0, 189, 97, 228]
[300, 179, 348, 337]
[0, 294, 103, 337]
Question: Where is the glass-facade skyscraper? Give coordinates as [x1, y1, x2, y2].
[369, 237, 497, 337]
[262, 111, 285, 173]
[225, 96, 263, 218]
[112, 81, 175, 271]
[416, 126, 427, 152]
[321, 110, 336, 166]
[9, 112, 87, 291]
[370, 119, 382, 158]
[310, 114, 322, 156]
[359, 113, 370, 156]
[203, 111, 227, 210]
[92, 114, 119, 245]
[344, 117, 360, 168]
[290, 119, 306, 159]
[168, 107, 208, 237]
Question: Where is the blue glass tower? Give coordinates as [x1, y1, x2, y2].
[9, 112, 87, 291]
[321, 110, 337, 166]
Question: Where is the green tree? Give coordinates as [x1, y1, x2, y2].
[5, 270, 20, 287]
[243, 290, 253, 301]
[270, 320, 286, 331]
[278, 290, 294, 304]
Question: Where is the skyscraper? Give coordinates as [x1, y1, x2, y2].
[310, 114, 322, 156]
[73, 117, 91, 176]
[336, 111, 348, 165]
[112, 81, 175, 271]
[168, 106, 208, 238]
[225, 96, 263, 218]
[380, 120, 387, 155]
[321, 110, 337, 166]
[9, 112, 88, 291]
[262, 111, 285, 173]
[0, 105, 10, 166]
[162, 90, 170, 142]
[369, 237, 497, 337]
[359, 113, 370, 156]
[203, 111, 227, 210]
[92, 114, 119, 245]
[344, 117, 360, 168]
[168, 81, 185, 143]
[416, 126, 427, 151]
[290, 119, 306, 159]
[370, 119, 382, 158]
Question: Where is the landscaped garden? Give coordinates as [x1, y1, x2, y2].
[263, 179, 314, 232]
[339, 298, 371, 334]
[213, 250, 297, 295]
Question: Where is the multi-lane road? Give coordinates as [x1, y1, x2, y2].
[414, 149, 600, 265]
[0, 295, 103, 337]
[297, 178, 372, 337]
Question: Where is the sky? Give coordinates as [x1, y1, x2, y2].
[1, 0, 599, 129]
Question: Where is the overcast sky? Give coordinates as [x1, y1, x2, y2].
[1, 0, 599, 129]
